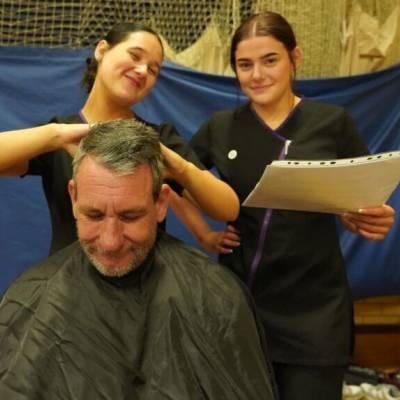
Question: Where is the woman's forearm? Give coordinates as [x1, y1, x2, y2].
[0, 124, 89, 175]
[179, 163, 239, 221]
[157, 143, 240, 221]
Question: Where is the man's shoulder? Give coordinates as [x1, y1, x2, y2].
[2, 242, 83, 301]
[154, 232, 247, 306]
[151, 233, 258, 347]
[156, 232, 232, 274]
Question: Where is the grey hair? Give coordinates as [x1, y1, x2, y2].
[72, 119, 164, 200]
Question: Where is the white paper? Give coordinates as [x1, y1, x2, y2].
[243, 151, 400, 213]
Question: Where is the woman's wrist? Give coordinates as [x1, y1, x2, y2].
[44, 123, 65, 151]
[172, 160, 195, 186]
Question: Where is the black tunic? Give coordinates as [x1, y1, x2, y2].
[190, 99, 369, 366]
[0, 232, 277, 400]
[27, 115, 203, 254]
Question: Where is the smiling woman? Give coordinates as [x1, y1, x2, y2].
[0, 22, 239, 255]
[82, 27, 164, 118]
[230, 13, 302, 129]
[234, 35, 300, 127]
[186, 11, 395, 400]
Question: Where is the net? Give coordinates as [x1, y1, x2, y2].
[0, 0, 399, 77]
[0, 0, 234, 49]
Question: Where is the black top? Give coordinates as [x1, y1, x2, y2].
[0, 231, 277, 400]
[27, 115, 204, 254]
[190, 99, 369, 366]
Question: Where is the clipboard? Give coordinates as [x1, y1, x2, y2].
[243, 151, 400, 213]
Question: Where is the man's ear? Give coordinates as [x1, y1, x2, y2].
[94, 39, 109, 63]
[68, 179, 78, 219]
[155, 184, 170, 223]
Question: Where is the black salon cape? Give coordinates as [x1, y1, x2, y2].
[0, 232, 277, 400]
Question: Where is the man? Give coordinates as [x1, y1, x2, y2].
[0, 120, 277, 399]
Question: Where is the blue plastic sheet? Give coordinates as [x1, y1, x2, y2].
[0, 46, 399, 297]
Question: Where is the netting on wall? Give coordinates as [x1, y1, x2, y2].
[0, 1, 147, 47]
[0, 0, 399, 77]
[347, 0, 398, 23]
[252, 0, 347, 79]
[0, 0, 238, 49]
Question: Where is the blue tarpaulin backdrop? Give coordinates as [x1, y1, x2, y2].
[0, 46, 399, 297]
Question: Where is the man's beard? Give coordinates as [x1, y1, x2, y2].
[80, 225, 157, 278]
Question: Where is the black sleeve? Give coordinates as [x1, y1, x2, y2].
[27, 115, 80, 176]
[189, 119, 215, 170]
[337, 111, 369, 159]
[27, 149, 53, 176]
[157, 123, 206, 195]
[157, 123, 205, 170]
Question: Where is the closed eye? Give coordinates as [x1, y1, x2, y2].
[129, 51, 141, 62]
[119, 214, 139, 222]
[148, 65, 159, 76]
[236, 61, 253, 71]
[119, 211, 146, 222]
[84, 212, 104, 221]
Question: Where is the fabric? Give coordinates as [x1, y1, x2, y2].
[0, 47, 400, 298]
[190, 99, 368, 366]
[340, 3, 400, 76]
[0, 231, 277, 400]
[3, 1, 400, 78]
[273, 362, 347, 400]
[26, 114, 204, 254]
[160, 0, 347, 77]
[343, 383, 400, 400]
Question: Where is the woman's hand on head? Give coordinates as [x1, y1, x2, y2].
[160, 143, 188, 180]
[340, 204, 395, 240]
[58, 124, 90, 157]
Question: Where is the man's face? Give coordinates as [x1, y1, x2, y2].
[68, 156, 168, 277]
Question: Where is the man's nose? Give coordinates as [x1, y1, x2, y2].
[98, 218, 124, 252]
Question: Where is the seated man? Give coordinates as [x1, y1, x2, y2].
[0, 120, 277, 400]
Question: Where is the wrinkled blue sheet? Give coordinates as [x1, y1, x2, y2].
[0, 46, 399, 298]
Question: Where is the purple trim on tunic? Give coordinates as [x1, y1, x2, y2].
[246, 208, 273, 288]
[246, 100, 303, 290]
[250, 107, 287, 141]
[246, 145, 287, 289]
[249, 97, 303, 140]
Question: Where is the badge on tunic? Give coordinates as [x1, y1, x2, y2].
[228, 149, 237, 160]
